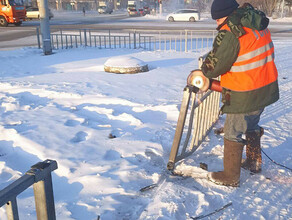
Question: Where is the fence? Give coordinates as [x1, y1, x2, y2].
[0, 159, 58, 220]
[167, 55, 221, 170]
[37, 28, 215, 52]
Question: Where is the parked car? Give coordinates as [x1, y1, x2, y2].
[143, 6, 151, 15]
[26, 7, 54, 20]
[138, 9, 145, 16]
[166, 9, 200, 22]
[128, 8, 139, 17]
[98, 6, 113, 14]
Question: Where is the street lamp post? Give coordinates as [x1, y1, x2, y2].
[39, 0, 52, 55]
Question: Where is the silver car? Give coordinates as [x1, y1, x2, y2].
[166, 9, 200, 22]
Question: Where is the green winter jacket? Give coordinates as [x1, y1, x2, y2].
[201, 4, 279, 114]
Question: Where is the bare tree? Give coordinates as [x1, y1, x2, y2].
[285, 0, 292, 16]
[262, 0, 279, 16]
[236, 0, 281, 16]
[236, 0, 261, 7]
[194, 0, 207, 12]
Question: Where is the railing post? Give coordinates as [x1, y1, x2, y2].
[79, 29, 82, 47]
[0, 159, 58, 220]
[159, 31, 161, 50]
[185, 30, 188, 53]
[6, 197, 19, 220]
[133, 31, 136, 49]
[60, 29, 63, 49]
[164, 36, 166, 51]
[167, 86, 193, 170]
[190, 31, 193, 51]
[167, 52, 221, 168]
[129, 32, 131, 49]
[51, 34, 54, 50]
[36, 27, 41, 49]
[84, 29, 87, 47]
[149, 36, 151, 51]
[33, 173, 56, 220]
[27, 159, 58, 220]
[89, 29, 92, 47]
[109, 30, 111, 49]
[180, 31, 182, 52]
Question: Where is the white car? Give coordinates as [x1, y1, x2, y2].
[166, 9, 200, 22]
[26, 7, 54, 20]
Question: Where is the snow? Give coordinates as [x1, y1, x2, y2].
[104, 56, 146, 68]
[0, 38, 292, 219]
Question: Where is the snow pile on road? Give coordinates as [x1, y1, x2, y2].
[0, 41, 291, 219]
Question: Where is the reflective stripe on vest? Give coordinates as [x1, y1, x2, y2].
[230, 48, 274, 72]
[234, 41, 274, 63]
[220, 25, 278, 92]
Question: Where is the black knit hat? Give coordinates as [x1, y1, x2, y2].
[211, 0, 239, 20]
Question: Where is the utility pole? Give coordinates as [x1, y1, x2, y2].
[39, 0, 52, 55]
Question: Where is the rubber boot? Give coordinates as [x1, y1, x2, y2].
[241, 128, 263, 173]
[208, 138, 244, 187]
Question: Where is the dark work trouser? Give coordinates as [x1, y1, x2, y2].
[224, 109, 264, 144]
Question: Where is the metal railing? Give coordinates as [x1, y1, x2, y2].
[0, 159, 58, 220]
[167, 55, 221, 170]
[37, 28, 215, 52]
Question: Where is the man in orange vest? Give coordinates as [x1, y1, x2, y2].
[200, 0, 279, 186]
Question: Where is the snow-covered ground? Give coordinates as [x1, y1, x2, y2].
[0, 33, 292, 219]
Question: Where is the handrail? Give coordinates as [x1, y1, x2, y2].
[167, 54, 221, 170]
[0, 159, 58, 220]
[37, 27, 215, 52]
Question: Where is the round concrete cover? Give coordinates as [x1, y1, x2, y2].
[104, 56, 149, 74]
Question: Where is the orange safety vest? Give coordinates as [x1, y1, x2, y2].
[220, 24, 278, 92]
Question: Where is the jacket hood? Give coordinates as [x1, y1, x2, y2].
[228, 4, 269, 32]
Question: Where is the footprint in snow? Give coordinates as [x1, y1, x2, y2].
[64, 119, 80, 127]
[70, 131, 88, 143]
[103, 149, 121, 161]
[145, 148, 164, 166]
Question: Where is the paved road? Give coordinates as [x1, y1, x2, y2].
[0, 12, 128, 41]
